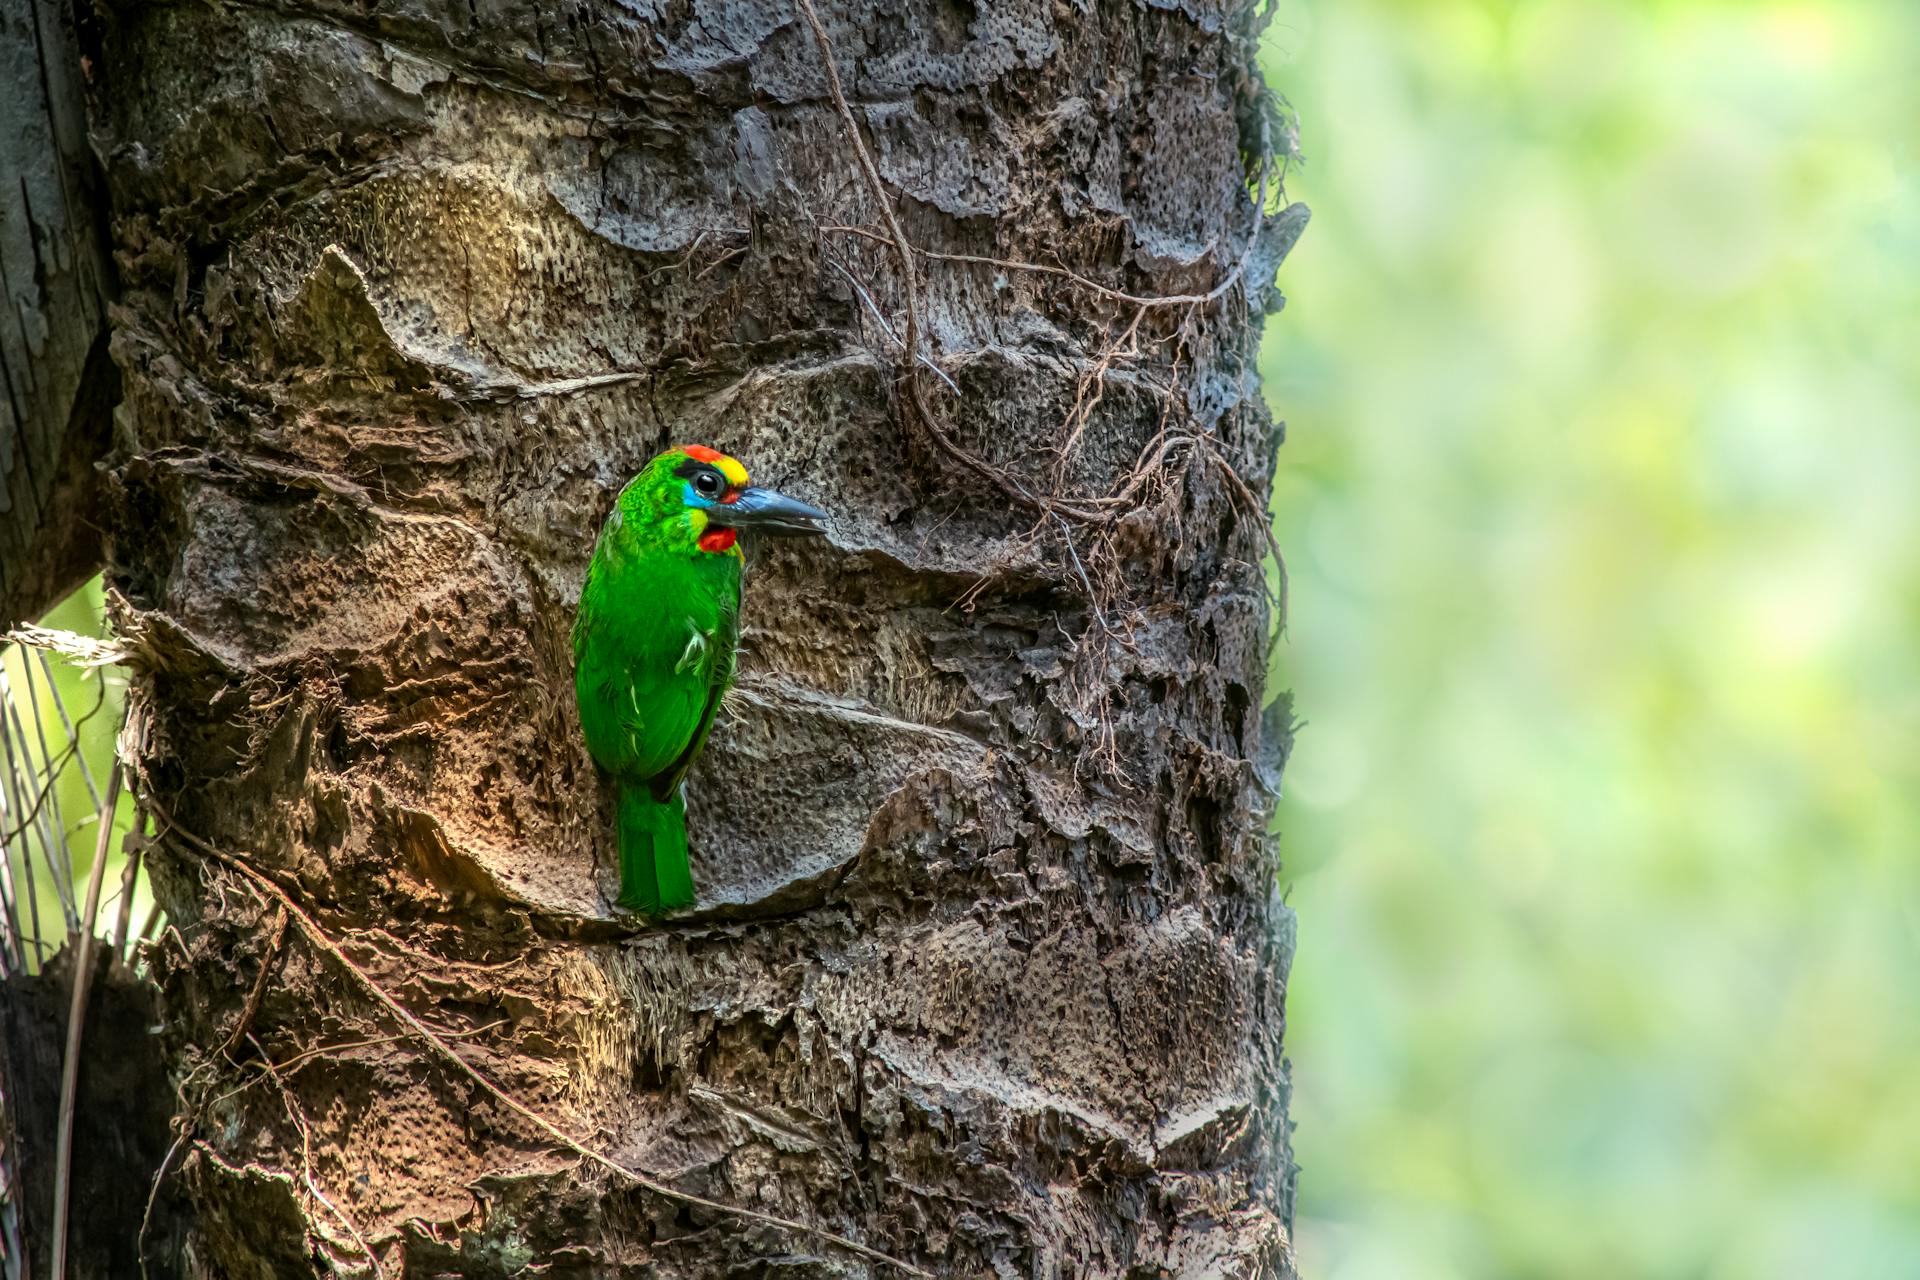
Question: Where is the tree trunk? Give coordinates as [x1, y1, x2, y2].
[87, 0, 1305, 1274]
[0, 0, 115, 629]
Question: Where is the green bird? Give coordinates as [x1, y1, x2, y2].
[572, 444, 828, 914]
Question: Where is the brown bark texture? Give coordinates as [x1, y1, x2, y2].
[86, 0, 1305, 1274]
[0, 0, 115, 628]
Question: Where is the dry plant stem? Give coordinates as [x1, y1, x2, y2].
[827, 99, 1272, 319]
[1054, 303, 1149, 479]
[271, 1022, 505, 1080]
[820, 118, 1279, 529]
[112, 804, 147, 959]
[827, 258, 962, 393]
[0, 714, 50, 966]
[220, 906, 288, 1060]
[51, 757, 125, 1280]
[830, 224, 1260, 311]
[138, 961, 368, 1280]
[199, 1023, 511, 1124]
[1203, 443, 1290, 623]
[1052, 514, 1112, 634]
[0, 676, 108, 852]
[18, 664, 83, 919]
[0, 626, 130, 668]
[256, 1037, 385, 1278]
[0, 826, 24, 971]
[139, 1130, 190, 1280]
[792, 0, 919, 363]
[818, 226, 1282, 537]
[793, 0, 1069, 519]
[148, 805, 933, 1279]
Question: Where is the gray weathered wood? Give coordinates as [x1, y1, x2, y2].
[0, 0, 113, 627]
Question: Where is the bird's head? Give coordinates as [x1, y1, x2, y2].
[606, 444, 828, 556]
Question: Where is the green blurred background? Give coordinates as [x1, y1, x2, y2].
[1, 582, 136, 969]
[1260, 1, 1920, 1276]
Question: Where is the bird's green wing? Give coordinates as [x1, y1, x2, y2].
[646, 590, 739, 803]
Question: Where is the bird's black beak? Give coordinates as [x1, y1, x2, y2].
[715, 486, 829, 536]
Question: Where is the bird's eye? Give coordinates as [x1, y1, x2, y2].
[694, 471, 722, 498]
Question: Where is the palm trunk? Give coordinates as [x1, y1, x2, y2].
[82, 0, 1305, 1273]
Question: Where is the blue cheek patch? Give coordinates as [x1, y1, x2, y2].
[682, 481, 715, 508]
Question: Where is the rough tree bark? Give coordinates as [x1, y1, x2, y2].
[81, 0, 1306, 1274]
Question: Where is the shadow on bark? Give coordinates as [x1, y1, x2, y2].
[0, 950, 186, 1279]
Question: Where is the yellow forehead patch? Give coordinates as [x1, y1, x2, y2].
[716, 454, 749, 487]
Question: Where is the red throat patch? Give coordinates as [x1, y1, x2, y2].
[698, 527, 738, 553]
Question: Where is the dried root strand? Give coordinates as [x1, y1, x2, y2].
[796, 0, 1288, 618]
[147, 800, 934, 1279]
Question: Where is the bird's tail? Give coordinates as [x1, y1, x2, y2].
[616, 786, 695, 915]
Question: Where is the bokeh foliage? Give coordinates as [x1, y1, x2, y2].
[1261, 1, 1920, 1276]
[0, 580, 135, 970]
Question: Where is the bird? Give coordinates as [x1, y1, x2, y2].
[571, 444, 828, 914]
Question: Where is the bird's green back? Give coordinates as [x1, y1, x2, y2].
[573, 452, 743, 910]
